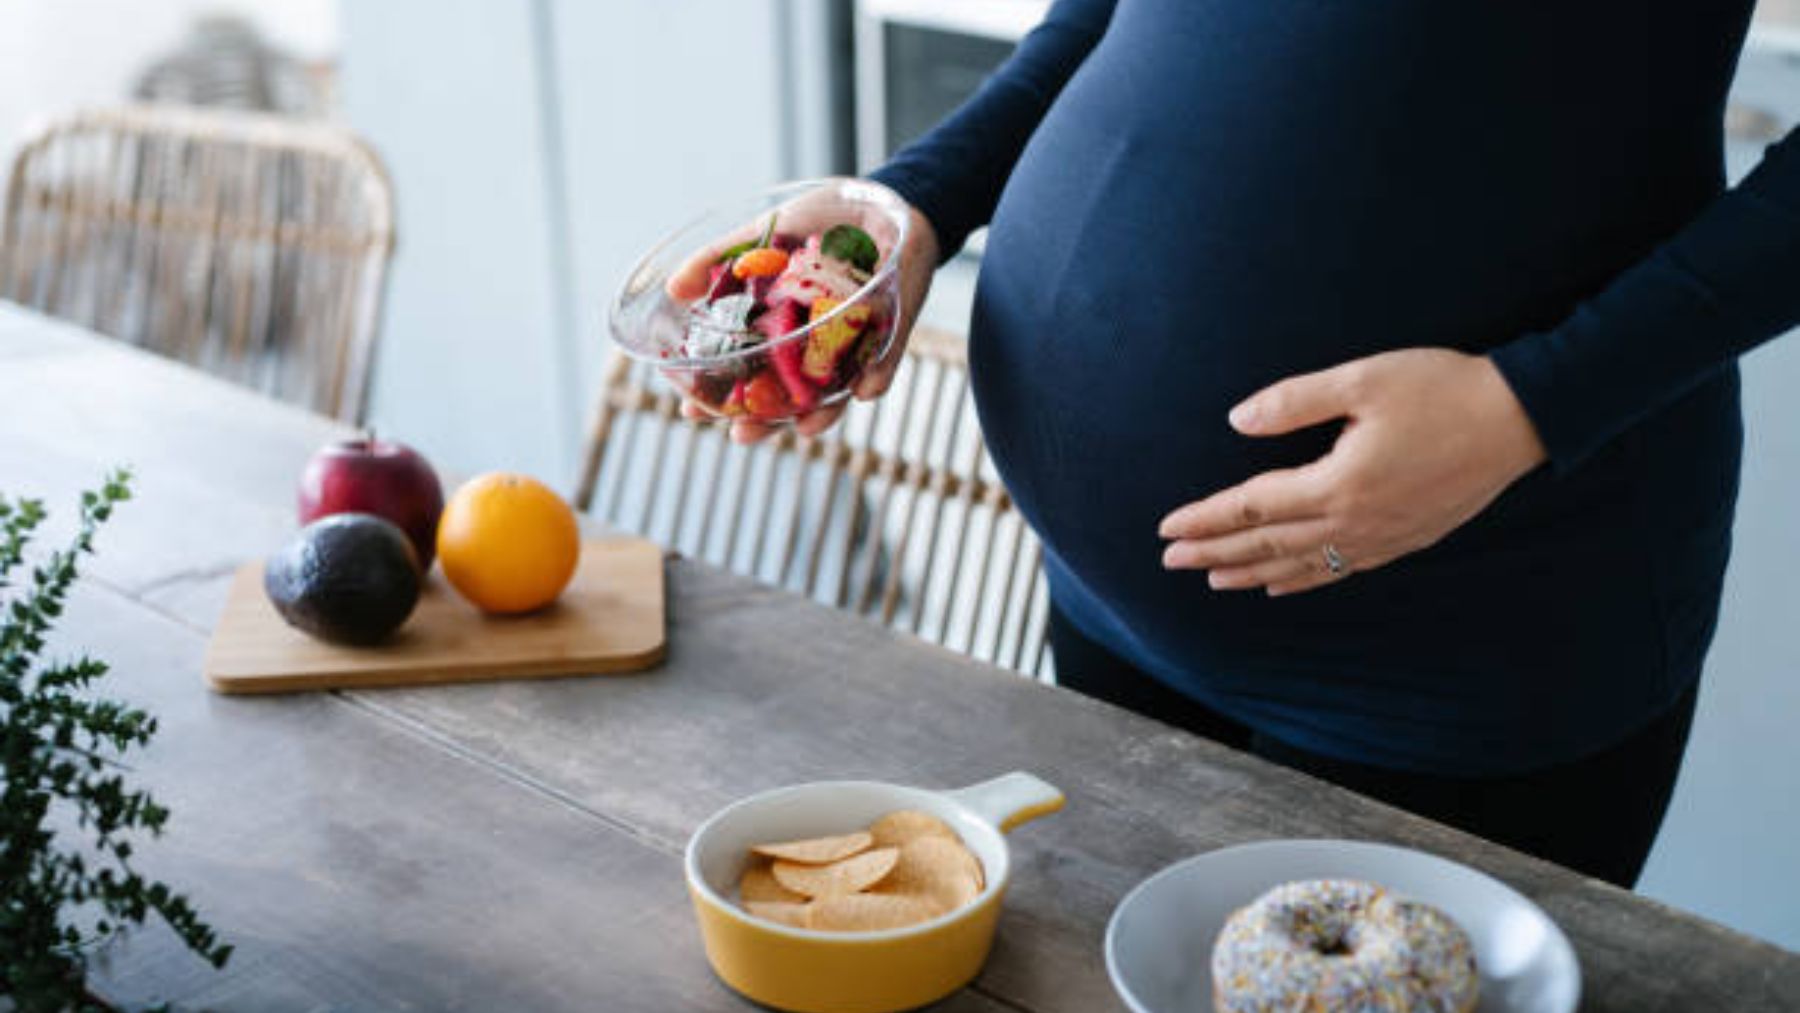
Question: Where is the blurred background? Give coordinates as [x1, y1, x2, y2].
[2, 0, 1797, 953]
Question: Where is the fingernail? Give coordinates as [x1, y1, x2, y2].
[1228, 402, 1257, 431]
[1206, 571, 1227, 590]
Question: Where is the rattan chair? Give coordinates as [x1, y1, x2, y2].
[0, 105, 395, 423]
[575, 326, 1053, 678]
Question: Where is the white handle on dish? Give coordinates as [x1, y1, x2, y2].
[945, 772, 1065, 834]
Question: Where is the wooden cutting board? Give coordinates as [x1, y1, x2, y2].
[204, 537, 666, 694]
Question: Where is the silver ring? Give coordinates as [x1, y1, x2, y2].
[1322, 543, 1348, 577]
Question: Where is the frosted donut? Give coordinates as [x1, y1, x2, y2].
[1211, 879, 1478, 1013]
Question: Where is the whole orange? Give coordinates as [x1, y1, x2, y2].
[436, 472, 580, 614]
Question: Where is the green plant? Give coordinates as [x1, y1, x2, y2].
[2, 472, 231, 1011]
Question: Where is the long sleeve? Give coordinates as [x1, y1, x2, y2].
[1490, 127, 1800, 470]
[868, 0, 1117, 261]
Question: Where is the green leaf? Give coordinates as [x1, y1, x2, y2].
[716, 239, 758, 263]
[0, 469, 228, 996]
[820, 224, 879, 273]
[716, 212, 781, 265]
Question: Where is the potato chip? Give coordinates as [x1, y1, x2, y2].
[868, 809, 957, 849]
[875, 835, 984, 910]
[807, 892, 945, 932]
[744, 900, 812, 928]
[739, 861, 808, 904]
[735, 810, 988, 933]
[750, 831, 873, 865]
[772, 846, 899, 898]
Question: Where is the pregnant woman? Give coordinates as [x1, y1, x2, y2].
[706, 1, 1800, 887]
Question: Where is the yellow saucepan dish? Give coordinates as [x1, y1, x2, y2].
[685, 772, 1065, 1013]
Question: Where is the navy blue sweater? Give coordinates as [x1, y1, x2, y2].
[872, 0, 1800, 775]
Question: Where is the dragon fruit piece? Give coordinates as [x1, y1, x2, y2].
[746, 299, 816, 413]
[752, 298, 805, 342]
[768, 241, 864, 306]
[771, 340, 820, 411]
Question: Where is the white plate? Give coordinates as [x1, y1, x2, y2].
[1105, 839, 1580, 1013]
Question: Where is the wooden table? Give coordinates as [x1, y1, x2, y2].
[3, 302, 1795, 1011]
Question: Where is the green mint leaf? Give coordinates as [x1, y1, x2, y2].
[820, 224, 878, 272]
[716, 240, 758, 263]
[716, 212, 780, 265]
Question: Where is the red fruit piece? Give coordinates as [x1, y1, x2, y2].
[746, 274, 777, 307]
[803, 297, 873, 384]
[751, 299, 817, 410]
[771, 341, 819, 411]
[706, 263, 745, 299]
[742, 372, 791, 420]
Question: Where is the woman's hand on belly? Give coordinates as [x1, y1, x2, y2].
[1157, 349, 1548, 595]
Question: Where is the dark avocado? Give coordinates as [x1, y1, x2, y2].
[264, 513, 422, 645]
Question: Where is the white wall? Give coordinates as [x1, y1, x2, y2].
[0, 0, 336, 162]
[1640, 335, 1800, 949]
[546, 0, 791, 436]
[338, 0, 574, 483]
[1635, 32, 1800, 949]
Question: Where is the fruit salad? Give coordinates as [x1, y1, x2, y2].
[668, 214, 894, 421]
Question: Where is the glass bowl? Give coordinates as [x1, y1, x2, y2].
[609, 178, 910, 423]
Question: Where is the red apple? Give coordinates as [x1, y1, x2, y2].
[298, 437, 445, 569]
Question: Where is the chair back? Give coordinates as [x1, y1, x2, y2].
[576, 326, 1051, 678]
[1, 105, 395, 423]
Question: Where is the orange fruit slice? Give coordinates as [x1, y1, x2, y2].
[731, 247, 790, 280]
[437, 472, 579, 614]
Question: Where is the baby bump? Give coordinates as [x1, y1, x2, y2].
[971, 147, 1347, 561]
